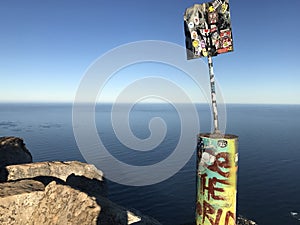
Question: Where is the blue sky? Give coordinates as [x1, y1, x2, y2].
[0, 0, 299, 104]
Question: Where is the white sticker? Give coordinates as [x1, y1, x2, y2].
[188, 21, 194, 29]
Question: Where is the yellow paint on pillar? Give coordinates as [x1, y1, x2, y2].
[196, 133, 238, 225]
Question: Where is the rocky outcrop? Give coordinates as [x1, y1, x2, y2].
[0, 161, 103, 182]
[0, 137, 32, 168]
[0, 161, 161, 224]
[0, 136, 161, 225]
[30, 181, 100, 225]
[0, 136, 256, 225]
[0, 180, 100, 225]
[0, 180, 45, 225]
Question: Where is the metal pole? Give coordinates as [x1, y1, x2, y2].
[207, 55, 220, 134]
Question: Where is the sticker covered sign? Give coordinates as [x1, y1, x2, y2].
[184, 0, 233, 59]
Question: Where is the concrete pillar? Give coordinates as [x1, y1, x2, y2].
[196, 133, 238, 225]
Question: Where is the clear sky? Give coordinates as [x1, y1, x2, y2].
[0, 0, 299, 104]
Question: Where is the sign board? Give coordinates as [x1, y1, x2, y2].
[184, 0, 233, 59]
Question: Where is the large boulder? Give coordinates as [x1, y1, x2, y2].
[0, 180, 45, 225]
[0, 161, 161, 224]
[30, 181, 101, 225]
[0, 136, 161, 225]
[0, 137, 32, 168]
[0, 180, 100, 225]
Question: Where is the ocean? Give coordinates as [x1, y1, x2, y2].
[0, 103, 299, 225]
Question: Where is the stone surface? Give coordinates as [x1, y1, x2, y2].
[0, 161, 103, 182]
[0, 159, 160, 225]
[237, 216, 258, 225]
[94, 194, 161, 225]
[0, 137, 32, 168]
[30, 181, 101, 225]
[0, 180, 100, 225]
[0, 180, 45, 225]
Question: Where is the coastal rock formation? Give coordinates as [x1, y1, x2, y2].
[0, 136, 161, 225]
[0, 162, 160, 224]
[0, 137, 32, 168]
[0, 161, 103, 182]
[0, 180, 100, 225]
[0, 180, 44, 225]
[0, 136, 255, 225]
[30, 181, 100, 225]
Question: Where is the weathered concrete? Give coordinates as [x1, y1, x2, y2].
[0, 137, 32, 168]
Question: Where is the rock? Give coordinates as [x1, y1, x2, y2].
[0, 180, 45, 225]
[93, 194, 161, 225]
[30, 181, 100, 225]
[0, 180, 100, 225]
[0, 160, 161, 224]
[0, 161, 103, 182]
[0, 137, 32, 168]
[237, 215, 258, 225]
[0, 136, 161, 224]
[0, 179, 159, 225]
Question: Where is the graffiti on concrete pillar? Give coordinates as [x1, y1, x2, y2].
[196, 134, 238, 225]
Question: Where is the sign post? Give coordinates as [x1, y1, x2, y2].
[184, 1, 238, 224]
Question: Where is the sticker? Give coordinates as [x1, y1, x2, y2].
[208, 12, 218, 24]
[212, 0, 222, 9]
[210, 25, 217, 33]
[217, 140, 228, 148]
[200, 40, 206, 48]
[208, 6, 215, 12]
[221, 3, 228, 14]
[195, 49, 201, 57]
[201, 29, 210, 35]
[191, 31, 198, 39]
[192, 39, 200, 48]
[184, 1, 234, 59]
[223, 40, 230, 47]
[188, 21, 194, 29]
[211, 32, 219, 40]
[217, 48, 229, 54]
[194, 17, 200, 26]
[215, 39, 220, 49]
[198, 18, 206, 27]
[220, 29, 231, 38]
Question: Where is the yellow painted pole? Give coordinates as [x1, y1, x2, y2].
[196, 133, 238, 225]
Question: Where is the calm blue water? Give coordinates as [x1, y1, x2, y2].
[0, 103, 300, 225]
